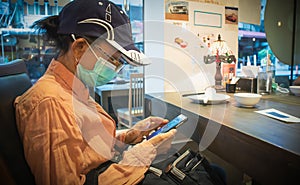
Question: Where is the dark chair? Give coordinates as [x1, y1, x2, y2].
[0, 59, 35, 184]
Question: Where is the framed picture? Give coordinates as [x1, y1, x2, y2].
[165, 1, 189, 21]
[194, 11, 222, 28]
[225, 6, 238, 25]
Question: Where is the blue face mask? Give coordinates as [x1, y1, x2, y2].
[76, 56, 117, 87]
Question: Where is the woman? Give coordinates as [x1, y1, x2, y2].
[14, 0, 176, 184]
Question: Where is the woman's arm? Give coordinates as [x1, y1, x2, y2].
[98, 141, 156, 185]
[99, 130, 176, 185]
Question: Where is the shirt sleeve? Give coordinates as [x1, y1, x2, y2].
[16, 96, 157, 185]
[15, 97, 86, 185]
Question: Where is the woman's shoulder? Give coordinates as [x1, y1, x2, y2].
[15, 75, 70, 113]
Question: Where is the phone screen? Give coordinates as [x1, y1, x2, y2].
[266, 111, 289, 118]
[147, 114, 188, 139]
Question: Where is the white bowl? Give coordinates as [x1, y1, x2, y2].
[234, 93, 262, 107]
[289, 86, 300, 96]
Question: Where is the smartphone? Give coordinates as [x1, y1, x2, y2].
[147, 114, 188, 139]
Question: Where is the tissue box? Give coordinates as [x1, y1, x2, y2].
[236, 77, 257, 93]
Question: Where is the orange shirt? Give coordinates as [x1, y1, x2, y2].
[15, 60, 156, 185]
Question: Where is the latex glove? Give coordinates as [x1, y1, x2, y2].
[148, 129, 177, 155]
[124, 116, 169, 144]
[119, 129, 176, 167]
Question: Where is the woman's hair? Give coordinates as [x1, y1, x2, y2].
[31, 16, 98, 56]
[31, 15, 72, 55]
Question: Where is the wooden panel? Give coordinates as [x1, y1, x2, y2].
[145, 92, 300, 185]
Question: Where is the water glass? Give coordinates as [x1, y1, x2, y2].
[257, 71, 273, 95]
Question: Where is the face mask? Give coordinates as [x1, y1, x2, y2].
[76, 56, 117, 87]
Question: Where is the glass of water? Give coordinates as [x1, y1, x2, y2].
[257, 70, 273, 95]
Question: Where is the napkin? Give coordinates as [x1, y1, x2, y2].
[241, 66, 259, 78]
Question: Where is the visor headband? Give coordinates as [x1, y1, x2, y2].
[78, 18, 114, 40]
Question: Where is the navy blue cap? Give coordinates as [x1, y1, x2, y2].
[57, 0, 149, 66]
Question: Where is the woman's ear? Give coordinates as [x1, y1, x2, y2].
[72, 38, 89, 61]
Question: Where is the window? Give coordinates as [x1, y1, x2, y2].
[27, 3, 34, 15]
[238, 0, 299, 87]
[20, 0, 144, 82]
[111, 0, 144, 80]
[25, 1, 62, 16]
[39, 4, 46, 15]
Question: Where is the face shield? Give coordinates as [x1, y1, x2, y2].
[105, 39, 151, 67]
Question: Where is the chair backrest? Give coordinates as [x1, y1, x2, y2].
[128, 73, 144, 115]
[0, 59, 35, 185]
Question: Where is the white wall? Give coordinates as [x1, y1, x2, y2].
[144, 0, 239, 94]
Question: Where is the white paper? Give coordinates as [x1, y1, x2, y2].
[255, 108, 300, 123]
[241, 66, 259, 78]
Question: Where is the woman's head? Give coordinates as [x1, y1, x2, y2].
[31, 0, 148, 86]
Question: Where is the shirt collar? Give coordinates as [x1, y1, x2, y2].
[46, 59, 90, 103]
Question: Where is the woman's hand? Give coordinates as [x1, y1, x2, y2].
[148, 129, 177, 155]
[124, 116, 169, 144]
[119, 129, 177, 168]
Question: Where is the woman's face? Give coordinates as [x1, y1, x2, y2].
[78, 39, 124, 71]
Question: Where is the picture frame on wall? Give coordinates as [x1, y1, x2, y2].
[225, 6, 238, 25]
[194, 11, 222, 28]
[165, 0, 189, 21]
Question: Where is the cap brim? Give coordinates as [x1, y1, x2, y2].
[106, 40, 151, 66]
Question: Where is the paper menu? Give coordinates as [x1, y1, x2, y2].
[255, 109, 300, 123]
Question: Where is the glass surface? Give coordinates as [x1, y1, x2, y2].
[39, 5, 45, 15]
[112, 0, 144, 53]
[257, 70, 273, 95]
[238, 0, 299, 87]
[111, 0, 144, 81]
[2, 0, 144, 82]
[27, 4, 34, 15]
